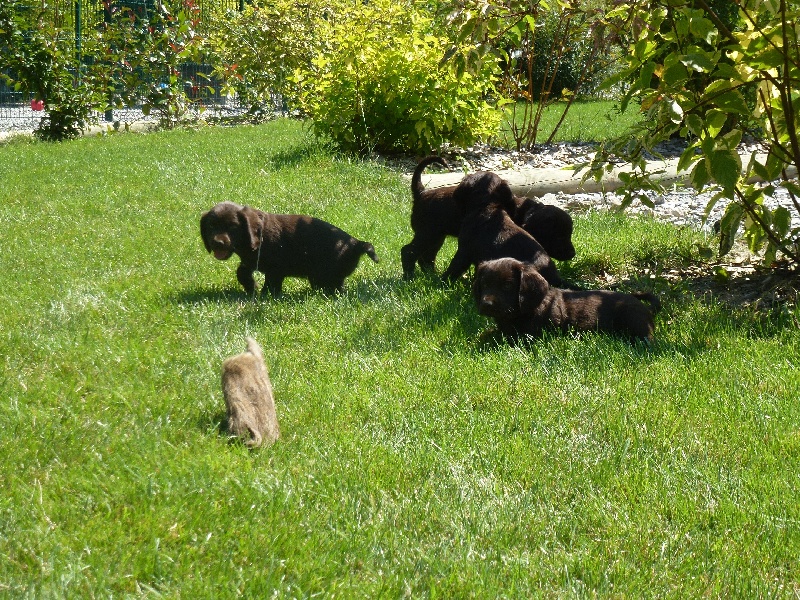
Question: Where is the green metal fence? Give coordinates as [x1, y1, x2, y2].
[0, 0, 245, 127]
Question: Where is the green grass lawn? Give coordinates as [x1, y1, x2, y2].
[499, 99, 644, 147]
[1, 119, 799, 597]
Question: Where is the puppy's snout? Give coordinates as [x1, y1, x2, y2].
[478, 294, 497, 315]
[210, 234, 229, 249]
[209, 233, 234, 260]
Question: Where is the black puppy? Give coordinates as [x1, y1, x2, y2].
[473, 257, 660, 341]
[400, 156, 575, 278]
[514, 197, 576, 262]
[200, 201, 379, 296]
[441, 171, 562, 286]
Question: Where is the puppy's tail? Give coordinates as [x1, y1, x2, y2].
[411, 156, 449, 204]
[361, 241, 380, 263]
[634, 292, 661, 314]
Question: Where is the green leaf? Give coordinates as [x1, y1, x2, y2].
[772, 206, 792, 239]
[765, 147, 788, 179]
[666, 99, 684, 123]
[691, 158, 711, 189]
[636, 61, 657, 91]
[719, 128, 742, 150]
[713, 90, 750, 115]
[705, 109, 728, 138]
[784, 180, 800, 196]
[750, 47, 785, 70]
[689, 15, 717, 44]
[685, 113, 704, 137]
[680, 51, 715, 73]
[523, 14, 536, 33]
[677, 142, 700, 172]
[703, 190, 726, 223]
[598, 64, 639, 92]
[751, 159, 771, 181]
[744, 208, 768, 254]
[662, 61, 689, 86]
[708, 148, 741, 194]
[712, 62, 742, 81]
[633, 39, 656, 61]
[718, 201, 744, 256]
[704, 79, 733, 96]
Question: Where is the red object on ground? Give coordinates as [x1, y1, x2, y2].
[30, 99, 44, 111]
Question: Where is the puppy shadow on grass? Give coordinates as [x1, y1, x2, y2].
[174, 272, 412, 307]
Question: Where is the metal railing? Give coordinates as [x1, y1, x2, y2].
[0, 0, 246, 131]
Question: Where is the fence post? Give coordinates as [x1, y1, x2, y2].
[104, 0, 113, 122]
[75, 0, 81, 65]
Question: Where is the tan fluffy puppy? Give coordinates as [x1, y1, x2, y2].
[222, 337, 280, 447]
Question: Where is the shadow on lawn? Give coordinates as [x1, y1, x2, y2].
[171, 273, 410, 306]
[265, 140, 327, 171]
[415, 262, 798, 358]
[171, 261, 797, 360]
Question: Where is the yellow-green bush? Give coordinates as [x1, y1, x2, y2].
[209, 0, 502, 153]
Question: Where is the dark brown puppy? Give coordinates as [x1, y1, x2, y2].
[514, 197, 576, 262]
[400, 156, 575, 278]
[441, 172, 562, 286]
[400, 156, 458, 277]
[472, 257, 660, 341]
[201, 201, 379, 296]
[222, 337, 280, 448]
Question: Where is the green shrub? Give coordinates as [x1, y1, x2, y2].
[0, 0, 106, 140]
[592, 0, 800, 266]
[442, 1, 616, 150]
[206, 0, 320, 117]
[289, 0, 500, 154]
[101, 0, 206, 128]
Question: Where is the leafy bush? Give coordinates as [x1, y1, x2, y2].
[207, 0, 501, 153]
[206, 0, 319, 117]
[100, 0, 206, 128]
[0, 0, 106, 140]
[294, 0, 500, 153]
[590, 0, 800, 266]
[443, 1, 615, 150]
[0, 0, 208, 138]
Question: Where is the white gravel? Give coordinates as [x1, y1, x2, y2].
[423, 139, 800, 234]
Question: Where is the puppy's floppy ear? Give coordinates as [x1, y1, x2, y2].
[518, 263, 548, 314]
[239, 206, 264, 251]
[495, 181, 517, 215]
[200, 210, 212, 252]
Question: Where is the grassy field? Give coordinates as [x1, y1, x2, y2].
[1, 119, 799, 597]
[499, 99, 644, 147]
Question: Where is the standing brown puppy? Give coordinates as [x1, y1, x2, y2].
[400, 156, 575, 278]
[472, 257, 660, 342]
[222, 337, 280, 447]
[200, 201, 379, 297]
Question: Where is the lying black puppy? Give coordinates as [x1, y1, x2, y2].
[473, 257, 660, 342]
[200, 201, 379, 296]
